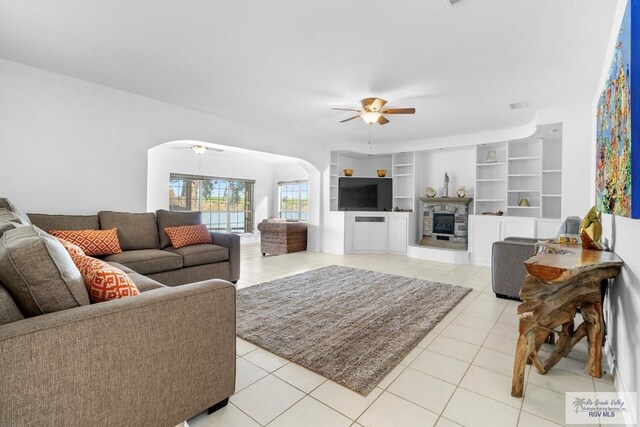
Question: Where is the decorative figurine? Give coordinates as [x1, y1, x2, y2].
[377, 169, 387, 177]
[343, 169, 354, 177]
[457, 187, 467, 198]
[443, 172, 449, 197]
[580, 205, 604, 250]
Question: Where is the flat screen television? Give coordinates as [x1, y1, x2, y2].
[338, 177, 392, 211]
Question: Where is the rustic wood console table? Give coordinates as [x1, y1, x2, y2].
[511, 243, 622, 398]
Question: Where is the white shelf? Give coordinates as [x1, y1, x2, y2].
[508, 156, 541, 161]
[477, 162, 506, 166]
[330, 163, 338, 166]
[542, 194, 562, 197]
[394, 173, 413, 177]
[477, 178, 506, 182]
[393, 163, 414, 167]
[542, 170, 562, 173]
[507, 206, 541, 209]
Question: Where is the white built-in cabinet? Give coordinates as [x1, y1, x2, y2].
[344, 212, 412, 253]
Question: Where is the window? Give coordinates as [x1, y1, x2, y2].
[278, 181, 308, 221]
[169, 174, 254, 233]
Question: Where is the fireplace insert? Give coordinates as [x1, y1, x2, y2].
[433, 213, 455, 235]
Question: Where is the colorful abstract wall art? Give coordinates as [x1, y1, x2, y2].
[596, 0, 640, 218]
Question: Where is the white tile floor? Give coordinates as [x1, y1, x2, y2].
[188, 244, 617, 427]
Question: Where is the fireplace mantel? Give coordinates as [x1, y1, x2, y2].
[419, 197, 473, 204]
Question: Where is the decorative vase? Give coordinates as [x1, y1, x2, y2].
[377, 169, 387, 177]
[343, 169, 354, 177]
[485, 150, 497, 163]
[457, 187, 467, 198]
[424, 187, 436, 198]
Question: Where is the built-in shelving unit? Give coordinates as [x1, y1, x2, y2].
[392, 152, 415, 211]
[474, 135, 562, 219]
[475, 142, 508, 215]
[329, 152, 340, 211]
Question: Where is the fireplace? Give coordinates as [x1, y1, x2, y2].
[433, 213, 455, 235]
[419, 197, 472, 250]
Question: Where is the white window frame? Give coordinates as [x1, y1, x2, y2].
[278, 180, 308, 221]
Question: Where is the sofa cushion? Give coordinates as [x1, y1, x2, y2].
[127, 272, 166, 292]
[0, 198, 32, 225]
[156, 209, 203, 248]
[0, 283, 25, 325]
[50, 228, 122, 256]
[165, 244, 229, 267]
[104, 249, 183, 275]
[28, 213, 100, 233]
[98, 211, 160, 251]
[164, 224, 212, 249]
[0, 226, 90, 316]
[72, 254, 139, 303]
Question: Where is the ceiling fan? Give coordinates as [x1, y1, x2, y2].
[332, 98, 416, 125]
[171, 144, 224, 155]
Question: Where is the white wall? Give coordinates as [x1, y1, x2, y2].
[147, 148, 303, 231]
[0, 58, 322, 248]
[416, 148, 476, 200]
[591, 0, 640, 420]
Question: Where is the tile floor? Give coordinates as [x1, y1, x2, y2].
[188, 244, 618, 427]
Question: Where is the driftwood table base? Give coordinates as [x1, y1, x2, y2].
[510, 244, 622, 398]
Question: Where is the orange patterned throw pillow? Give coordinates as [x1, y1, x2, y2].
[55, 237, 86, 257]
[50, 228, 122, 256]
[164, 224, 212, 248]
[71, 254, 139, 302]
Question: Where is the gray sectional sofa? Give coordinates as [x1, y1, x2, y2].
[28, 209, 240, 286]
[0, 199, 238, 426]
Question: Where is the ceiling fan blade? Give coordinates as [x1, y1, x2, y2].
[206, 148, 224, 153]
[378, 116, 390, 125]
[361, 98, 388, 111]
[331, 108, 361, 112]
[339, 115, 361, 123]
[381, 108, 416, 114]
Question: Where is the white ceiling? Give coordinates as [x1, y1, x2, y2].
[0, 0, 618, 145]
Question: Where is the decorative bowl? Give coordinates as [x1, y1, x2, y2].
[424, 187, 437, 198]
[343, 169, 354, 177]
[377, 169, 387, 177]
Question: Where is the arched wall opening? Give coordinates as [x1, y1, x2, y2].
[147, 141, 321, 250]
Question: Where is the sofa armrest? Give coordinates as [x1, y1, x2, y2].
[491, 240, 536, 299]
[211, 232, 240, 282]
[0, 280, 236, 427]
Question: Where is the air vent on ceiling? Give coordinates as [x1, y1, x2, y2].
[509, 101, 529, 110]
[443, 0, 464, 8]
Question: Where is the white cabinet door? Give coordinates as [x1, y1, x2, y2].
[353, 222, 371, 251]
[388, 216, 408, 253]
[501, 220, 535, 239]
[470, 217, 501, 265]
[370, 222, 388, 251]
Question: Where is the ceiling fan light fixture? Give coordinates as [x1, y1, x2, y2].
[192, 145, 207, 155]
[361, 111, 382, 124]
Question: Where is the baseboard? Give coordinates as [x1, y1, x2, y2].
[604, 341, 637, 426]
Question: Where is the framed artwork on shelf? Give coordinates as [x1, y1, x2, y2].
[596, 0, 640, 218]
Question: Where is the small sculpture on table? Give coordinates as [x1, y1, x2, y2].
[581, 205, 604, 250]
[443, 172, 449, 198]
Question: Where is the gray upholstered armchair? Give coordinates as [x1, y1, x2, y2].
[491, 217, 581, 299]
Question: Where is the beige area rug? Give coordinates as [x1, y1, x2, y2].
[236, 265, 471, 395]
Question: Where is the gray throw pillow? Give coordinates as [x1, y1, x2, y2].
[98, 211, 160, 251]
[0, 226, 90, 317]
[0, 198, 32, 225]
[0, 283, 25, 325]
[155, 209, 203, 248]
